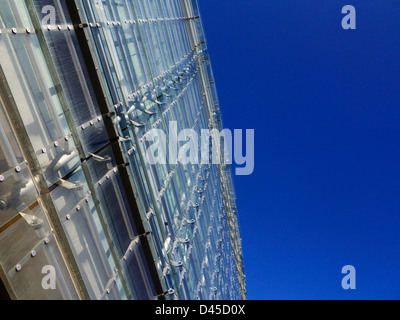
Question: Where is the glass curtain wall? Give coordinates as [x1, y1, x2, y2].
[0, 0, 246, 300]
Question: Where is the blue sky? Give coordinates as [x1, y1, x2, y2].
[199, 0, 400, 299]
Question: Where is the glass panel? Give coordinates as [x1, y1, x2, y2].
[121, 242, 156, 300]
[33, 0, 110, 156]
[87, 146, 137, 258]
[0, 204, 52, 273]
[0, 33, 71, 154]
[50, 166, 114, 300]
[0, 204, 78, 300]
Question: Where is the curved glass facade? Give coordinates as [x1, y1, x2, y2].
[0, 0, 245, 300]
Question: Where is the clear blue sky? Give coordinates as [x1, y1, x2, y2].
[199, 0, 400, 299]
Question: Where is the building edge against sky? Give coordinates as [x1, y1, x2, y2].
[0, 0, 246, 300]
